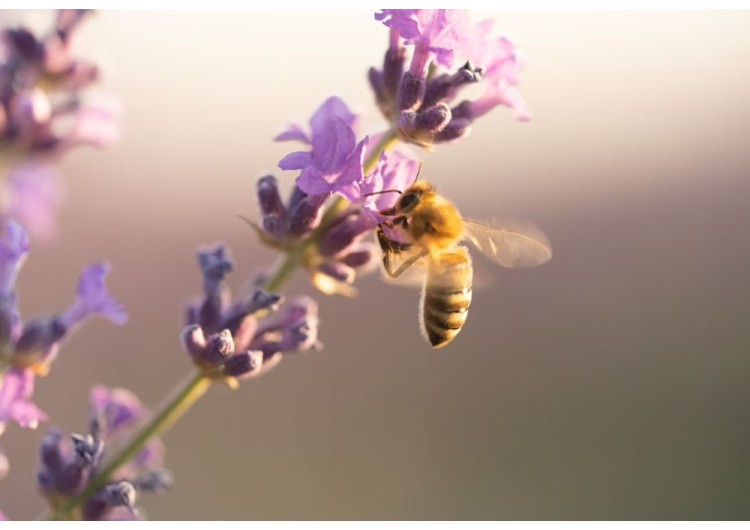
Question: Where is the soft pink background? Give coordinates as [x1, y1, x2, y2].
[1, 10, 749, 519]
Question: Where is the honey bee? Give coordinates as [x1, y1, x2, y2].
[376, 180, 551, 348]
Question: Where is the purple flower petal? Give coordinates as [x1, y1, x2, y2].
[4, 164, 65, 242]
[278, 151, 312, 171]
[60, 263, 127, 329]
[0, 367, 47, 429]
[0, 218, 29, 296]
[278, 97, 368, 203]
[132, 439, 164, 470]
[90, 385, 144, 438]
[360, 148, 420, 224]
[60, 104, 120, 150]
[462, 21, 529, 121]
[377, 10, 469, 70]
[311, 117, 357, 173]
[296, 167, 331, 197]
[309, 96, 357, 137]
[274, 123, 310, 144]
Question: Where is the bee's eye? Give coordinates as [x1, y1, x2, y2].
[399, 193, 419, 211]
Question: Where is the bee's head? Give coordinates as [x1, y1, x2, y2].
[397, 181, 435, 213]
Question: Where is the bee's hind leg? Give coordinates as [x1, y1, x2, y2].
[389, 248, 429, 278]
[377, 227, 425, 279]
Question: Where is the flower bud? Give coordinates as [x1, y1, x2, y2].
[40, 428, 68, 472]
[339, 247, 376, 269]
[397, 71, 426, 112]
[434, 117, 471, 143]
[181, 324, 207, 360]
[4, 28, 44, 63]
[71, 432, 104, 466]
[256, 175, 287, 235]
[288, 192, 327, 237]
[203, 329, 235, 366]
[223, 350, 263, 378]
[13, 316, 66, 361]
[133, 468, 174, 494]
[383, 47, 406, 102]
[422, 61, 484, 109]
[317, 261, 355, 285]
[82, 481, 137, 521]
[317, 210, 370, 258]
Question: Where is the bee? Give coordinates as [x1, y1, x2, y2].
[376, 180, 551, 348]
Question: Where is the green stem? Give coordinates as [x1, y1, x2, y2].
[56, 374, 212, 519]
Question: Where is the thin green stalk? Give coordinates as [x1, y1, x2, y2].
[56, 374, 212, 519]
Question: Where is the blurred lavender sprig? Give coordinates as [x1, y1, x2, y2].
[0, 217, 126, 511]
[37, 385, 170, 520]
[0, 10, 119, 239]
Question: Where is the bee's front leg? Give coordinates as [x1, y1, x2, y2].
[377, 227, 399, 278]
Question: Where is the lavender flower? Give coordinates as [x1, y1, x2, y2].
[0, 10, 119, 239]
[267, 95, 427, 295]
[277, 96, 368, 202]
[371, 10, 528, 148]
[37, 385, 168, 520]
[183, 245, 320, 385]
[0, 367, 46, 429]
[0, 219, 126, 432]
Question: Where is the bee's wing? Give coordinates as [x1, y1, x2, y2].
[462, 219, 552, 268]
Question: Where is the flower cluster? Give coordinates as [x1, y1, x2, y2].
[182, 245, 320, 385]
[370, 9, 528, 148]
[269, 96, 420, 295]
[0, 219, 126, 433]
[37, 385, 170, 520]
[0, 9, 119, 239]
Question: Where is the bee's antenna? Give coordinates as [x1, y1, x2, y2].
[363, 189, 403, 197]
[412, 162, 423, 184]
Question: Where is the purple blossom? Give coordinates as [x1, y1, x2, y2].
[371, 11, 529, 147]
[37, 385, 168, 520]
[460, 20, 529, 122]
[0, 218, 29, 300]
[90, 385, 145, 438]
[0, 367, 47, 430]
[359, 147, 421, 227]
[376, 10, 469, 72]
[4, 164, 64, 241]
[0, 226, 127, 431]
[88, 385, 163, 480]
[60, 263, 128, 329]
[277, 96, 369, 202]
[252, 178, 379, 296]
[0, 10, 119, 241]
[184, 245, 320, 380]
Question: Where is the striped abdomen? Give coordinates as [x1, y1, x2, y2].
[420, 247, 473, 348]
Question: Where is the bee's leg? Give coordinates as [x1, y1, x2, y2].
[377, 228, 399, 278]
[389, 248, 429, 278]
[378, 228, 420, 278]
[394, 216, 409, 229]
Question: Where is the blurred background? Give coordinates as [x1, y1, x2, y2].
[1, 10, 750, 520]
